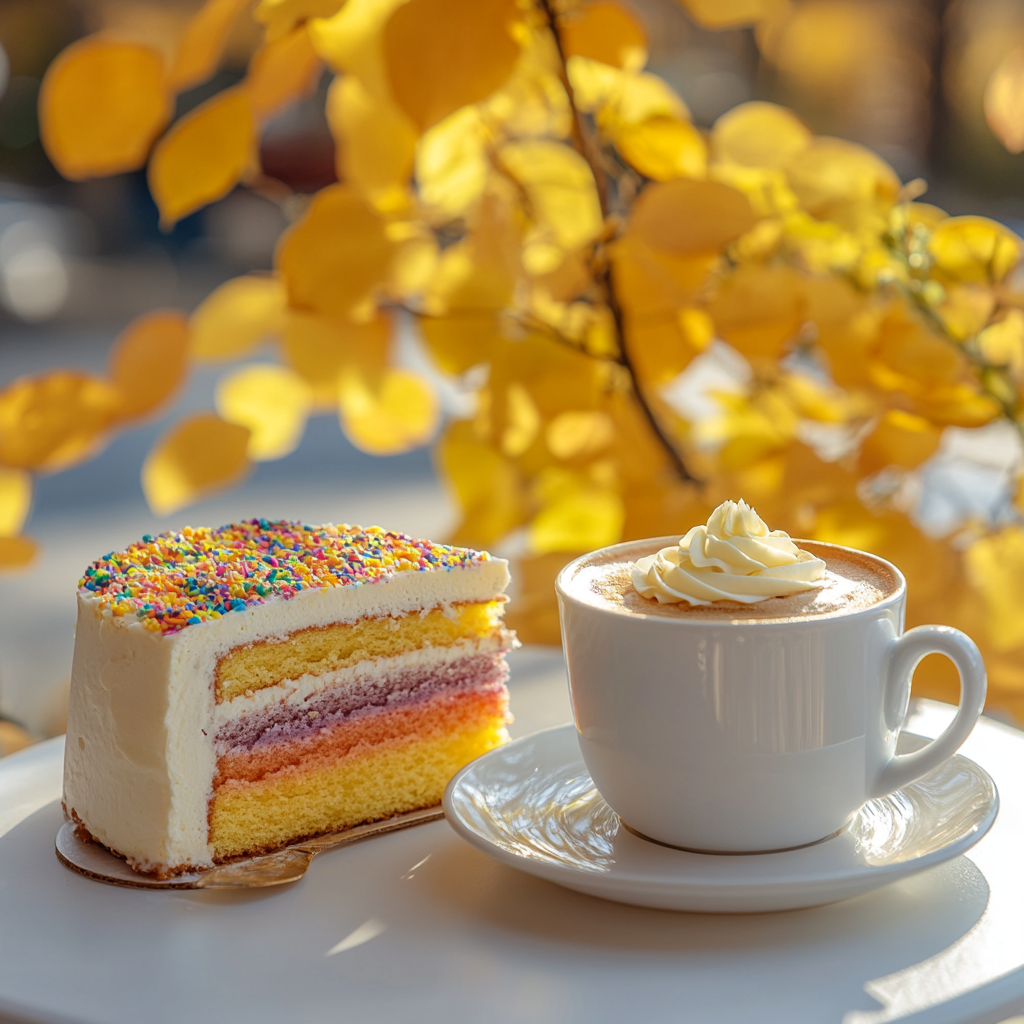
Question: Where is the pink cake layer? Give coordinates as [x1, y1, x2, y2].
[214, 681, 510, 788]
[215, 651, 508, 756]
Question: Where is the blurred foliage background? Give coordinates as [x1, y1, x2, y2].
[3, 0, 1024, 741]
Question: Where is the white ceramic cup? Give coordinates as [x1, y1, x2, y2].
[555, 537, 987, 852]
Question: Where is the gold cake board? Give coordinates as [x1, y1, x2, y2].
[55, 806, 445, 890]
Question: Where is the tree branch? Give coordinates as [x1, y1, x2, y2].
[536, 0, 699, 485]
[536, 0, 610, 220]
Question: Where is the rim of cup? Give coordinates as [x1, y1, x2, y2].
[554, 536, 908, 627]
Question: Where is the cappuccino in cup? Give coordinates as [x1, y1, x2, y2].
[556, 501, 987, 853]
[570, 541, 899, 623]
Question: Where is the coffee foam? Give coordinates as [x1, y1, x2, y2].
[565, 540, 900, 622]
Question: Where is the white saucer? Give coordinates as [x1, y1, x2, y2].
[443, 724, 999, 913]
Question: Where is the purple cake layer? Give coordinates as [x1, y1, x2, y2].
[215, 651, 509, 755]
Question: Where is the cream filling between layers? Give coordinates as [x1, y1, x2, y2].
[212, 632, 515, 733]
[62, 559, 510, 875]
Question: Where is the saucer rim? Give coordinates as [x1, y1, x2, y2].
[443, 724, 999, 906]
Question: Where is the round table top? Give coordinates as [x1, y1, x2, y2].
[1, 651, 1023, 1024]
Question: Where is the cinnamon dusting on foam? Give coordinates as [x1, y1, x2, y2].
[568, 540, 898, 622]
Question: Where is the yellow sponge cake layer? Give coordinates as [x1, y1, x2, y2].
[216, 600, 504, 701]
[210, 689, 508, 859]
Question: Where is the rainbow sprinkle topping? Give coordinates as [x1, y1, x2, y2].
[79, 519, 488, 635]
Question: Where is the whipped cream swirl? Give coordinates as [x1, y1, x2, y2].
[632, 500, 825, 606]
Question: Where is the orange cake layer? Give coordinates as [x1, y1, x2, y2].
[209, 707, 508, 860]
[215, 684, 509, 784]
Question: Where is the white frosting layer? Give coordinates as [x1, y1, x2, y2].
[632, 500, 825, 606]
[62, 559, 510, 874]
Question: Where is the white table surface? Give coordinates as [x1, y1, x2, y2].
[2, 650, 1024, 1024]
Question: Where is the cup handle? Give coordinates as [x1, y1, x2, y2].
[869, 625, 987, 798]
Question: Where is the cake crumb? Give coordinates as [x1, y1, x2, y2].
[308, 710, 319, 719]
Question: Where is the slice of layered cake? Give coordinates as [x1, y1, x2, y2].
[63, 520, 514, 876]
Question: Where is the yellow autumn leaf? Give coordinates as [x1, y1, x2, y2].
[528, 290, 611, 352]
[108, 309, 190, 421]
[499, 141, 603, 274]
[713, 160, 803, 220]
[0, 372, 121, 472]
[309, 0, 407, 97]
[0, 468, 32, 537]
[594, 71, 704, 181]
[484, 41, 572, 140]
[611, 234, 718, 317]
[420, 315, 500, 375]
[246, 26, 323, 120]
[148, 88, 256, 227]
[905, 202, 948, 231]
[872, 304, 966, 389]
[167, 0, 252, 92]
[679, 307, 715, 349]
[190, 275, 287, 361]
[284, 310, 390, 405]
[804, 275, 880, 388]
[422, 196, 519, 320]
[416, 106, 490, 220]
[39, 38, 172, 180]
[388, 222, 440, 300]
[215, 364, 313, 460]
[936, 285, 996, 342]
[928, 216, 1023, 286]
[985, 47, 1024, 155]
[869, 307, 999, 427]
[978, 310, 1024, 377]
[628, 178, 757, 253]
[712, 101, 811, 169]
[142, 413, 251, 515]
[277, 184, 395, 319]
[438, 419, 526, 546]
[858, 410, 942, 476]
[338, 368, 439, 454]
[490, 332, 609, 420]
[561, 2, 648, 71]
[676, 0, 776, 29]
[698, 388, 799, 470]
[501, 383, 541, 457]
[0, 536, 37, 571]
[785, 137, 900, 232]
[911, 385, 1001, 429]
[806, 497, 889, 555]
[965, 526, 1024, 652]
[529, 483, 625, 554]
[383, 0, 521, 131]
[256, 0, 347, 41]
[419, 199, 521, 367]
[614, 117, 707, 181]
[708, 263, 805, 361]
[624, 315, 703, 385]
[326, 75, 417, 210]
[566, 55, 623, 113]
[546, 410, 616, 460]
[780, 373, 862, 424]
[599, 69, 690, 124]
